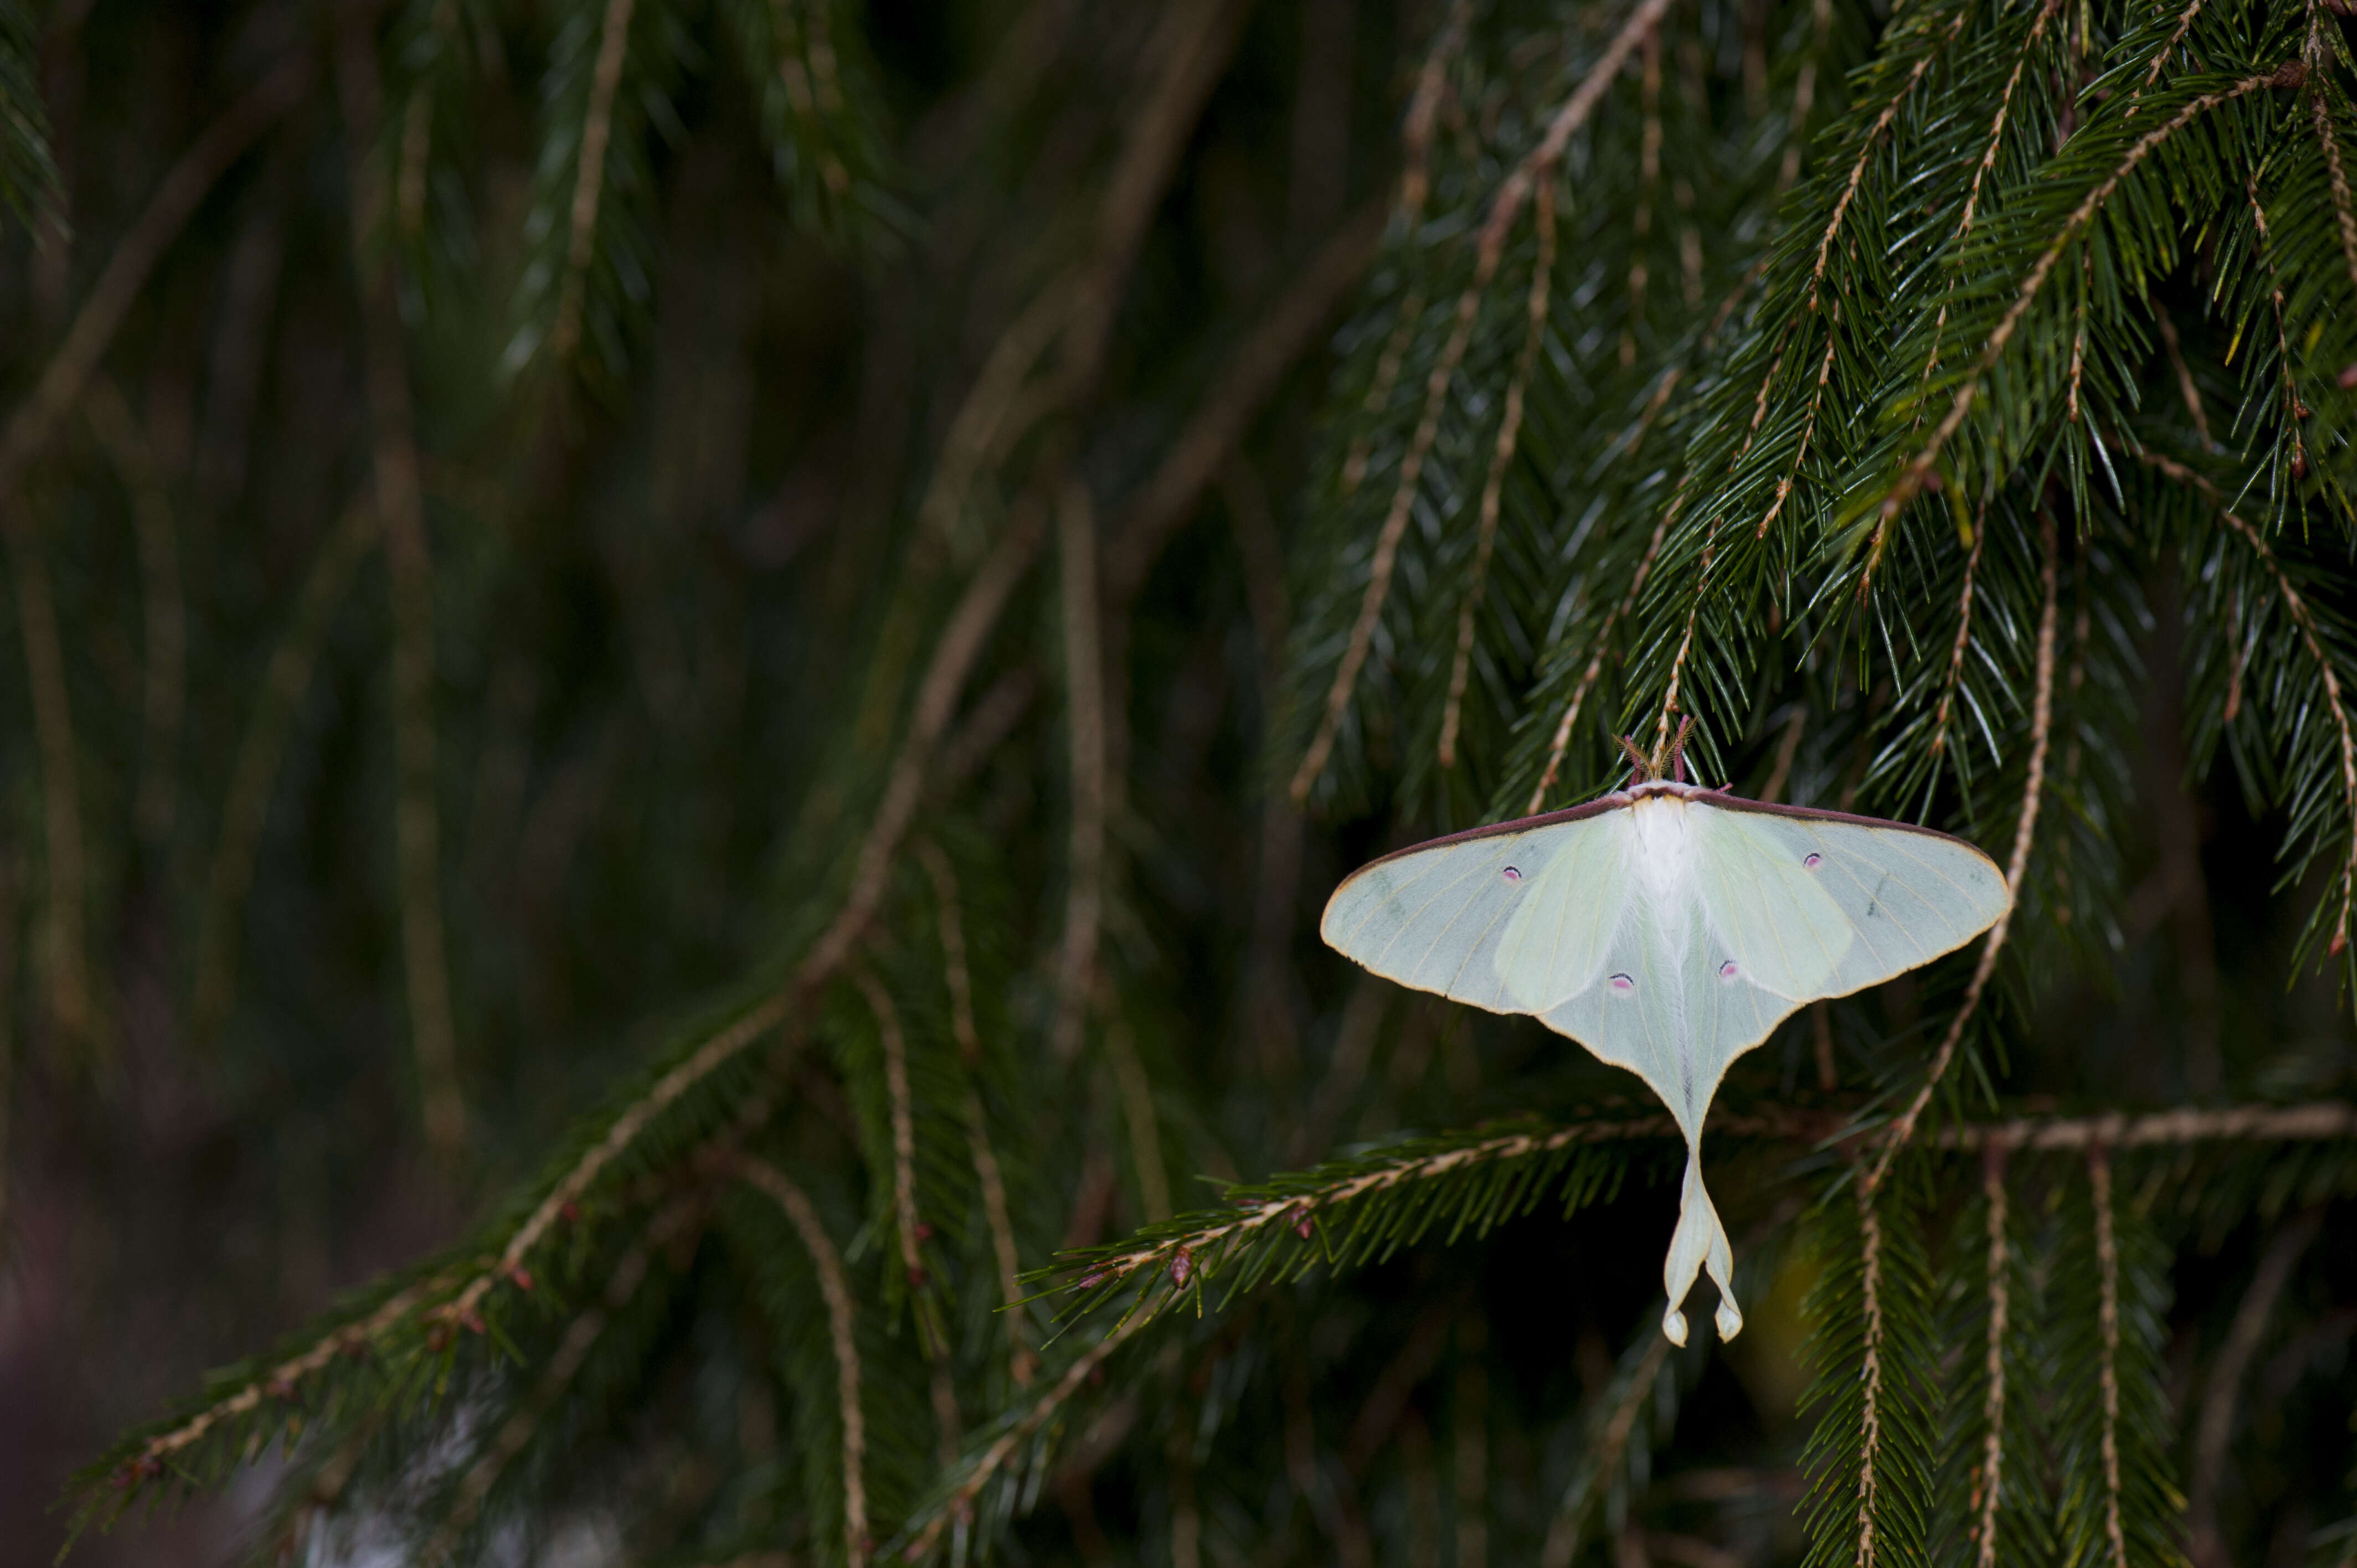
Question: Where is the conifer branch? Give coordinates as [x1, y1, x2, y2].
[740, 1157, 868, 1566]
[852, 964, 930, 1307]
[917, 839, 1034, 1384]
[1054, 480, 1106, 1064]
[2142, 450, 2357, 952]
[1969, 1142, 2010, 1568]
[2090, 1144, 2128, 1568]
[340, 14, 466, 1163]
[1527, 498, 1678, 813]
[2241, 175, 2304, 456]
[1932, 1100, 2357, 1148]
[1851, 1172, 1886, 1568]
[1291, 0, 1679, 804]
[551, 0, 636, 364]
[2150, 302, 2213, 447]
[2138, 0, 2207, 94]
[189, 501, 377, 1056]
[1926, 497, 1990, 763]
[1340, 0, 1471, 494]
[1888, 63, 2303, 518]
[1537, 1326, 1676, 1568]
[1441, 177, 1555, 768]
[420, 1199, 699, 1564]
[2308, 9, 2357, 293]
[899, 1309, 1150, 1561]
[1921, 0, 2061, 405]
[1778, 0, 1835, 191]
[1869, 507, 2058, 1192]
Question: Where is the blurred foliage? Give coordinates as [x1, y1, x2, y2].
[4, 2, 2357, 1567]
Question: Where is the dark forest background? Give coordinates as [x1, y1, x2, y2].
[6, 1, 2357, 1566]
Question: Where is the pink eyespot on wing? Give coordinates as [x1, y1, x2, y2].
[1718, 960, 1739, 981]
[1803, 853, 1823, 869]
[1501, 866, 1522, 883]
[1608, 973, 1635, 994]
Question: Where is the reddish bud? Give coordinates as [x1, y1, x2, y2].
[914, 1223, 934, 1241]
[1294, 1209, 1314, 1240]
[560, 1201, 583, 1224]
[2332, 929, 2349, 956]
[1078, 1271, 1108, 1290]
[2296, 453, 2311, 480]
[266, 1376, 297, 1401]
[461, 1310, 487, 1335]
[2298, 401, 2314, 421]
[908, 1267, 929, 1289]
[2340, 363, 2357, 390]
[507, 1266, 534, 1292]
[426, 1324, 454, 1353]
[1170, 1246, 1193, 1288]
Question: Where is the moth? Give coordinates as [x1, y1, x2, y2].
[1319, 723, 2009, 1344]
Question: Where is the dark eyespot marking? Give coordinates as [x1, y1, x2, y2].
[1501, 866, 1522, 883]
[1609, 973, 1635, 994]
[1803, 853, 1823, 869]
[1718, 960, 1739, 981]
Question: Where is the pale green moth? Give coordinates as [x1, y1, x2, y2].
[1319, 730, 2009, 1344]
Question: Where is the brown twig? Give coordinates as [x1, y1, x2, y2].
[549, 0, 637, 363]
[740, 1157, 868, 1565]
[2150, 301, 2214, 448]
[340, 15, 466, 1164]
[1969, 1139, 2012, 1568]
[901, 1309, 1151, 1561]
[2188, 1209, 2320, 1565]
[1525, 496, 1679, 813]
[916, 839, 1034, 1384]
[1339, 0, 1473, 494]
[1102, 990, 1172, 1223]
[7, 527, 90, 1049]
[2140, 450, 2357, 952]
[1868, 507, 2059, 1193]
[0, 54, 308, 504]
[852, 964, 930, 1317]
[1537, 1330, 1676, 1568]
[1927, 497, 1990, 761]
[1852, 1169, 1887, 1568]
[1440, 177, 1556, 768]
[189, 502, 377, 1056]
[1291, 0, 1679, 804]
[1054, 481, 1107, 1064]
[2090, 1144, 2128, 1568]
[1103, 197, 1388, 605]
[2309, 8, 2357, 295]
[84, 379, 184, 846]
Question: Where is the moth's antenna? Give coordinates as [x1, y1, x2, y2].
[1667, 715, 1697, 784]
[1617, 734, 1650, 787]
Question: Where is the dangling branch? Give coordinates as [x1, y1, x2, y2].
[1851, 1166, 1888, 1568]
[2089, 1144, 2128, 1568]
[740, 1157, 868, 1566]
[339, 14, 466, 1164]
[1526, 498, 1679, 813]
[917, 840, 1035, 1384]
[1440, 177, 1556, 768]
[550, 0, 637, 363]
[1969, 1139, 2011, 1568]
[189, 502, 377, 1056]
[1291, 0, 1679, 803]
[419, 1199, 701, 1564]
[852, 965, 930, 1307]
[1885, 63, 2305, 519]
[1869, 507, 2059, 1192]
[1054, 480, 1107, 1064]
[2141, 451, 2357, 953]
[899, 1308, 1151, 1561]
[1927, 495, 1990, 763]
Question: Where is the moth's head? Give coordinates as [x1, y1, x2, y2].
[1617, 714, 1699, 787]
